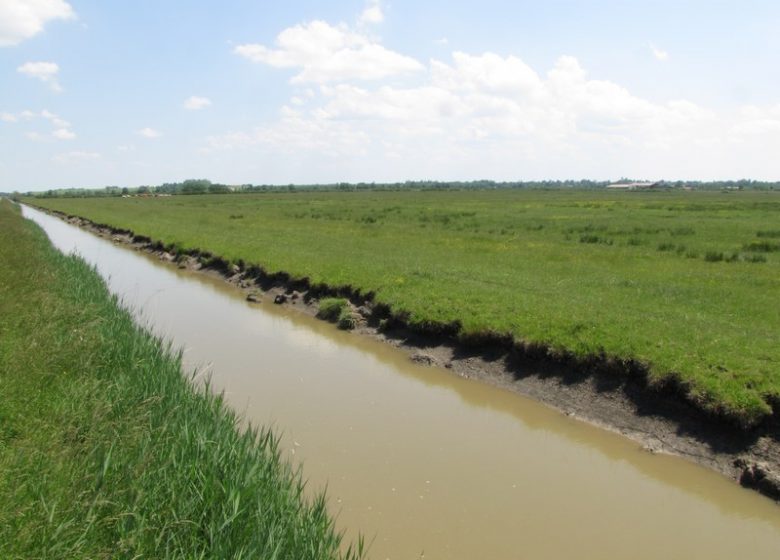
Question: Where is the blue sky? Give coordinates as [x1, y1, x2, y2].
[1, 0, 779, 190]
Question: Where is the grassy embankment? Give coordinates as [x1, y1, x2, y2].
[30, 190, 780, 427]
[0, 200, 360, 558]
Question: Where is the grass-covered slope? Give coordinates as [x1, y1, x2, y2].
[0, 199, 360, 559]
[30, 190, 780, 426]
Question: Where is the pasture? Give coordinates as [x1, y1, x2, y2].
[31, 189, 780, 425]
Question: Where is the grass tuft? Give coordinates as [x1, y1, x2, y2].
[743, 241, 780, 253]
[337, 308, 357, 330]
[316, 298, 349, 322]
[579, 234, 612, 245]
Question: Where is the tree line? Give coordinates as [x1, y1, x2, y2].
[8, 178, 779, 199]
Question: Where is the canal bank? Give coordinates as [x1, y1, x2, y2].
[0, 201, 359, 559]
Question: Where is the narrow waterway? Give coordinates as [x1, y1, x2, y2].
[22, 205, 780, 559]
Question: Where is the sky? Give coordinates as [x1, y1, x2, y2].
[1, 0, 779, 191]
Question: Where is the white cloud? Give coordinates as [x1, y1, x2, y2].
[731, 104, 780, 135]
[204, 105, 370, 157]
[53, 150, 100, 164]
[650, 43, 669, 61]
[197, 11, 780, 180]
[234, 20, 423, 83]
[206, 48, 780, 179]
[40, 109, 68, 127]
[434, 37, 449, 46]
[17, 61, 62, 92]
[432, 51, 544, 96]
[138, 127, 162, 138]
[0, 0, 75, 46]
[359, 0, 384, 25]
[52, 127, 75, 140]
[184, 95, 212, 110]
[14, 109, 74, 140]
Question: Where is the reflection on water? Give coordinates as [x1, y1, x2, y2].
[23, 205, 780, 560]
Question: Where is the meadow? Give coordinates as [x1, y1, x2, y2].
[30, 189, 780, 427]
[0, 200, 361, 559]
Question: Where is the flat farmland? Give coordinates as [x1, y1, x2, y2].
[31, 189, 780, 425]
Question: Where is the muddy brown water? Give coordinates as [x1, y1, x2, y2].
[22, 205, 780, 559]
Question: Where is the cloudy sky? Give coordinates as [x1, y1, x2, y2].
[1, 0, 779, 190]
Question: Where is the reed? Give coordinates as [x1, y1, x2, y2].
[0, 200, 361, 559]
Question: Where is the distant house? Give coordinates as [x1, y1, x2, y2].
[606, 182, 661, 191]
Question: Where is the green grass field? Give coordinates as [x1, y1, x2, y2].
[0, 199, 360, 559]
[29, 190, 780, 426]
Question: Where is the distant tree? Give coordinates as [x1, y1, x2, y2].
[208, 183, 230, 194]
[181, 179, 211, 195]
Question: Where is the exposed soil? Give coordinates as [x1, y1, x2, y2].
[38, 207, 780, 503]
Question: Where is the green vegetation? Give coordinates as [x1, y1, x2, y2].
[14, 177, 780, 200]
[316, 298, 356, 330]
[316, 297, 349, 322]
[336, 308, 357, 331]
[0, 200, 360, 559]
[28, 190, 780, 426]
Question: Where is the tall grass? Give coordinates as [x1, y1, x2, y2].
[0, 200, 361, 559]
